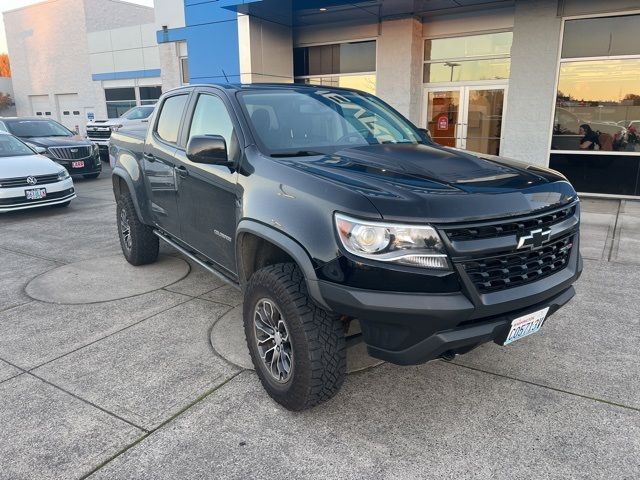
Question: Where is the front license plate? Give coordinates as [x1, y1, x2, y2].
[503, 307, 549, 345]
[72, 160, 85, 168]
[25, 188, 47, 200]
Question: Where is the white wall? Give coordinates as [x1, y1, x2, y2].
[377, 18, 423, 124]
[238, 13, 293, 83]
[501, 0, 562, 165]
[87, 24, 160, 76]
[154, 0, 186, 31]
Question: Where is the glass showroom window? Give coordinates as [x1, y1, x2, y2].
[423, 32, 512, 83]
[105, 88, 137, 118]
[552, 14, 640, 153]
[293, 40, 376, 94]
[139, 86, 162, 106]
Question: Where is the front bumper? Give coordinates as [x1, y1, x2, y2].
[318, 244, 582, 365]
[48, 155, 102, 176]
[0, 178, 76, 212]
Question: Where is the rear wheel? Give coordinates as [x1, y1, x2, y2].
[116, 192, 159, 266]
[243, 263, 346, 411]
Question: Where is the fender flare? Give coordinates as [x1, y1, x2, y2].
[111, 166, 149, 224]
[236, 219, 329, 309]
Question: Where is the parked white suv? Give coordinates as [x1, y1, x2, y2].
[86, 105, 155, 160]
[0, 133, 76, 212]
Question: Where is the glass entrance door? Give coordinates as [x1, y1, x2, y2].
[425, 86, 506, 155]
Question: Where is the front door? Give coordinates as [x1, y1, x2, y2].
[425, 85, 506, 156]
[175, 91, 240, 275]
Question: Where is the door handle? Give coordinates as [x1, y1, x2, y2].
[175, 165, 188, 178]
[143, 152, 155, 162]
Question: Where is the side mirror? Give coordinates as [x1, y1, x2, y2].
[186, 135, 231, 166]
[418, 128, 432, 139]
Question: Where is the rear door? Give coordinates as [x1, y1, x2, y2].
[173, 88, 242, 275]
[142, 92, 190, 236]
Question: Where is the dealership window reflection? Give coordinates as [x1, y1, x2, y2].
[552, 59, 640, 152]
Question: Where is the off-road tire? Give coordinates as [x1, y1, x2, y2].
[83, 173, 100, 179]
[243, 263, 346, 411]
[116, 192, 159, 266]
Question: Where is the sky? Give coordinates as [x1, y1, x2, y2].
[0, 0, 154, 54]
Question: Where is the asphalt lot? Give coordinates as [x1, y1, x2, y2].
[0, 165, 639, 479]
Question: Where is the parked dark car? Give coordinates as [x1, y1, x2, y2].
[110, 84, 582, 411]
[0, 118, 102, 179]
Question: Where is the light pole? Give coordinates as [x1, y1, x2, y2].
[444, 62, 461, 82]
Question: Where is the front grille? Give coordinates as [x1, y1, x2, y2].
[0, 173, 60, 188]
[461, 235, 574, 294]
[446, 205, 576, 241]
[48, 146, 92, 160]
[87, 129, 111, 140]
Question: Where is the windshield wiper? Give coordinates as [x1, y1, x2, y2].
[270, 150, 325, 158]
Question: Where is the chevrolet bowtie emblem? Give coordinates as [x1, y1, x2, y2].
[517, 228, 551, 249]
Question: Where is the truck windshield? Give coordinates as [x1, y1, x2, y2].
[5, 120, 74, 138]
[0, 134, 36, 157]
[238, 89, 425, 155]
[121, 106, 154, 120]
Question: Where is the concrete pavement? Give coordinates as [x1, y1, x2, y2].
[0, 166, 638, 479]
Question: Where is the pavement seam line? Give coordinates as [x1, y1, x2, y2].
[447, 360, 640, 413]
[26, 370, 150, 433]
[607, 199, 622, 262]
[0, 245, 66, 265]
[24, 294, 195, 373]
[78, 370, 245, 479]
[0, 357, 148, 430]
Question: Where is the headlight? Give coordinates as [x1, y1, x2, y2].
[334, 213, 450, 269]
[57, 169, 70, 181]
[92, 143, 99, 155]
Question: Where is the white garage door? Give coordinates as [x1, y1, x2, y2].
[56, 93, 82, 134]
[29, 95, 53, 118]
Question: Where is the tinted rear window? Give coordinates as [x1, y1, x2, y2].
[155, 95, 189, 144]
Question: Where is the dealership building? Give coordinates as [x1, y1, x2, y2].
[154, 0, 640, 197]
[3, 0, 185, 134]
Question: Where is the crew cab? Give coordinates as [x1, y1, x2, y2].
[0, 118, 102, 179]
[110, 84, 582, 411]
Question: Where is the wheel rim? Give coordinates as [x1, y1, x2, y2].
[253, 298, 293, 383]
[119, 207, 132, 252]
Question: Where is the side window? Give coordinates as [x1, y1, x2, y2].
[155, 94, 189, 144]
[189, 94, 240, 161]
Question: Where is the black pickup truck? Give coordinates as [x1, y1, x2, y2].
[110, 84, 582, 411]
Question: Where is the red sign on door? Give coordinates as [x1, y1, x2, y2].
[437, 115, 449, 131]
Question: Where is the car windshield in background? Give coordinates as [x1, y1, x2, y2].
[238, 89, 424, 155]
[5, 119, 74, 138]
[122, 106, 154, 120]
[0, 134, 36, 157]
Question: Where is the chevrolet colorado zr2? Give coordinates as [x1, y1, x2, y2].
[109, 84, 582, 411]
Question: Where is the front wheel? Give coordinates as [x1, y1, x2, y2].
[116, 193, 159, 266]
[243, 263, 346, 411]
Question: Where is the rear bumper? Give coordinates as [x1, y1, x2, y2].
[317, 247, 582, 365]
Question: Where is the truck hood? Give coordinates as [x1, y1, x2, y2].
[87, 118, 141, 127]
[277, 143, 577, 222]
[23, 135, 92, 147]
[0, 154, 65, 178]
